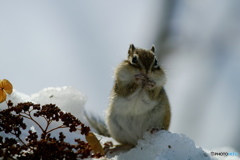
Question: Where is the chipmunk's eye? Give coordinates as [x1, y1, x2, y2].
[153, 58, 159, 68]
[132, 56, 138, 64]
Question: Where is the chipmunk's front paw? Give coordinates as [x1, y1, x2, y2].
[145, 79, 156, 90]
[134, 74, 146, 85]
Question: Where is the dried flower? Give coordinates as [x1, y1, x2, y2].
[0, 79, 13, 103]
[0, 80, 105, 159]
[86, 132, 105, 155]
[0, 100, 104, 159]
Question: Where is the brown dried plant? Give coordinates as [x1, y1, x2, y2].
[0, 79, 105, 159]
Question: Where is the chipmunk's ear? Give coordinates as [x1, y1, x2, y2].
[150, 45, 155, 53]
[128, 44, 135, 55]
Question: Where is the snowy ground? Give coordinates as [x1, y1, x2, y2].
[0, 87, 239, 160]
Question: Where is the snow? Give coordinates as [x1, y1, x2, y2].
[30, 86, 87, 120]
[1, 87, 87, 120]
[113, 131, 210, 160]
[1, 87, 239, 160]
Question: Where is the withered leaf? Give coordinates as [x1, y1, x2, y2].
[0, 79, 13, 103]
[1, 79, 13, 94]
[0, 89, 7, 103]
[85, 132, 104, 155]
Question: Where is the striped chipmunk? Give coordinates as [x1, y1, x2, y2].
[86, 44, 171, 153]
[106, 44, 171, 149]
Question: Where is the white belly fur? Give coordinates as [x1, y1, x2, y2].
[113, 88, 157, 115]
[107, 88, 165, 145]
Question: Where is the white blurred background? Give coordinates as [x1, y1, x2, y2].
[1, 0, 239, 152]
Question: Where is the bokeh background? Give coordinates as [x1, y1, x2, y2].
[1, 0, 240, 152]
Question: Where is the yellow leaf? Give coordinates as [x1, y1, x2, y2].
[85, 132, 104, 155]
[0, 89, 7, 103]
[1, 79, 13, 94]
[0, 79, 13, 103]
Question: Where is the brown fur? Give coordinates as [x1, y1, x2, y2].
[106, 44, 171, 148]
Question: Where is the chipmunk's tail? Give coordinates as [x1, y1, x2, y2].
[84, 111, 110, 137]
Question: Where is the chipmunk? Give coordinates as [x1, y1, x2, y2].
[106, 44, 171, 147]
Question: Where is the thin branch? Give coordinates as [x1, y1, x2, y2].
[19, 113, 32, 120]
[44, 119, 52, 133]
[10, 131, 27, 146]
[5, 101, 9, 108]
[46, 125, 67, 134]
[26, 112, 45, 132]
[28, 108, 33, 113]
[16, 136, 27, 146]
[40, 115, 48, 122]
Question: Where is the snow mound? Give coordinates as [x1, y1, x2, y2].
[1, 86, 87, 121]
[30, 86, 87, 119]
[113, 130, 211, 160]
[3, 89, 29, 106]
